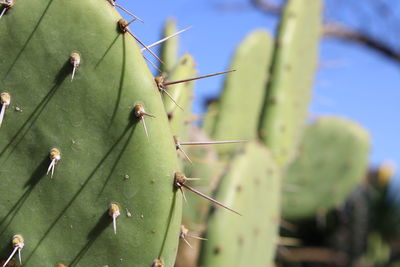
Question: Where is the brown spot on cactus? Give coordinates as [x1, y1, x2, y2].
[238, 235, 244, 245]
[0, 92, 10, 127]
[236, 185, 242, 192]
[56, 264, 69, 267]
[213, 246, 222, 254]
[167, 112, 173, 120]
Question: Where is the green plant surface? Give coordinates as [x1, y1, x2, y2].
[0, 0, 182, 266]
[163, 54, 197, 138]
[199, 142, 281, 267]
[175, 127, 227, 267]
[210, 30, 273, 154]
[282, 117, 370, 219]
[259, 0, 322, 166]
[202, 99, 219, 137]
[160, 17, 179, 74]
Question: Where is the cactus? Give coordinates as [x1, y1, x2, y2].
[282, 117, 370, 219]
[179, 28, 276, 241]
[0, 0, 383, 266]
[202, 99, 219, 136]
[0, 0, 182, 266]
[161, 54, 197, 138]
[199, 142, 280, 267]
[259, 0, 322, 165]
[160, 18, 179, 74]
[210, 30, 273, 154]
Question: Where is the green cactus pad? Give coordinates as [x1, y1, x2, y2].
[199, 142, 280, 267]
[0, 0, 182, 266]
[259, 0, 322, 165]
[282, 117, 370, 219]
[160, 18, 179, 74]
[202, 99, 219, 136]
[211, 30, 273, 154]
[163, 54, 197, 138]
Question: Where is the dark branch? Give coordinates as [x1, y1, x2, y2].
[251, 0, 400, 63]
[323, 24, 400, 62]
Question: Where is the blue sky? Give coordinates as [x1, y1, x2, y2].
[121, 0, 400, 176]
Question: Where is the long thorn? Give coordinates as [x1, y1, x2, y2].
[0, 8, 6, 19]
[46, 160, 55, 177]
[141, 117, 149, 139]
[143, 55, 162, 73]
[187, 234, 207, 241]
[115, 4, 144, 23]
[0, 104, 5, 127]
[182, 238, 193, 248]
[2, 247, 17, 267]
[182, 184, 241, 215]
[113, 215, 117, 234]
[143, 112, 156, 118]
[163, 70, 236, 86]
[141, 26, 192, 52]
[18, 249, 21, 265]
[127, 29, 164, 64]
[179, 140, 247, 146]
[178, 147, 193, 164]
[71, 65, 77, 81]
[163, 89, 183, 110]
[179, 187, 187, 204]
[51, 162, 55, 178]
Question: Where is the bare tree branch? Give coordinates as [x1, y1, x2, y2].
[250, 0, 283, 14]
[251, 0, 400, 63]
[323, 24, 400, 62]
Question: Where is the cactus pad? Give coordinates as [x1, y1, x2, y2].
[199, 142, 281, 267]
[282, 117, 370, 219]
[0, 0, 182, 266]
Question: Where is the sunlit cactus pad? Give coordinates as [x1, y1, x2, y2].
[0, 0, 182, 266]
[282, 116, 370, 219]
[199, 142, 280, 267]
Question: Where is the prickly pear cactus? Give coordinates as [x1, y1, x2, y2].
[162, 54, 197, 138]
[210, 30, 273, 154]
[0, 0, 182, 266]
[160, 18, 179, 74]
[199, 142, 281, 267]
[282, 117, 370, 219]
[260, 0, 322, 165]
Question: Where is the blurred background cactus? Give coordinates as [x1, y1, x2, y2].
[1, 0, 400, 266]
